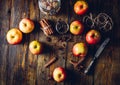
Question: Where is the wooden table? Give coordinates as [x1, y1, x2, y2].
[0, 0, 120, 85]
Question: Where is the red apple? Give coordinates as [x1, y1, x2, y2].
[6, 28, 23, 45]
[74, 0, 88, 15]
[72, 42, 88, 57]
[19, 18, 34, 33]
[53, 67, 66, 82]
[29, 40, 43, 55]
[70, 20, 84, 35]
[86, 29, 101, 45]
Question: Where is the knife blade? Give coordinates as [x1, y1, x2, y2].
[84, 38, 110, 74]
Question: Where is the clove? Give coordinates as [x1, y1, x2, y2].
[44, 57, 58, 68]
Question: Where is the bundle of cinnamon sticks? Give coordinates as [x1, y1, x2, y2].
[39, 19, 54, 36]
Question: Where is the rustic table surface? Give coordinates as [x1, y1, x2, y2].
[0, 0, 120, 85]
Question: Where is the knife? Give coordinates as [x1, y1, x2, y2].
[84, 38, 110, 74]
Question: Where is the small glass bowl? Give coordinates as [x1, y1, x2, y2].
[38, 0, 61, 15]
[56, 20, 69, 34]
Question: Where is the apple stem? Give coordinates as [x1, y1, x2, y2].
[23, 22, 27, 27]
[91, 34, 95, 38]
[80, 5, 83, 9]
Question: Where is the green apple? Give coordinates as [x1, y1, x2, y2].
[70, 20, 84, 35]
[29, 40, 43, 55]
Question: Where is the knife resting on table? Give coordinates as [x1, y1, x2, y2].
[84, 38, 110, 74]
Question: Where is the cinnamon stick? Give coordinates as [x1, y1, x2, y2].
[44, 57, 58, 68]
[69, 57, 85, 68]
[39, 19, 53, 36]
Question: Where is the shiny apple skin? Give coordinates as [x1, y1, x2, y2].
[86, 29, 101, 45]
[72, 42, 88, 57]
[29, 40, 43, 55]
[53, 67, 66, 83]
[6, 28, 23, 45]
[74, 0, 88, 15]
[19, 18, 34, 33]
[70, 20, 84, 35]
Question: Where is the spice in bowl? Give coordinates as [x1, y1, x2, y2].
[56, 20, 69, 34]
[38, 0, 61, 15]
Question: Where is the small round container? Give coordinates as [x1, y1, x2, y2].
[56, 20, 69, 34]
[38, 0, 61, 15]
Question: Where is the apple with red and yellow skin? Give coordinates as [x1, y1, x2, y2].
[72, 42, 88, 57]
[29, 40, 43, 55]
[6, 28, 23, 45]
[74, 0, 88, 15]
[70, 20, 84, 35]
[53, 67, 66, 83]
[86, 29, 101, 45]
[19, 18, 34, 33]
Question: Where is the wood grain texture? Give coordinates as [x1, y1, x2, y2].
[0, 0, 10, 85]
[0, 0, 120, 85]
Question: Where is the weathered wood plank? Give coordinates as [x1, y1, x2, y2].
[7, 0, 29, 85]
[92, 0, 120, 85]
[37, 0, 70, 85]
[0, 0, 11, 85]
[91, 0, 119, 85]
[64, 0, 93, 85]
[23, 0, 40, 85]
